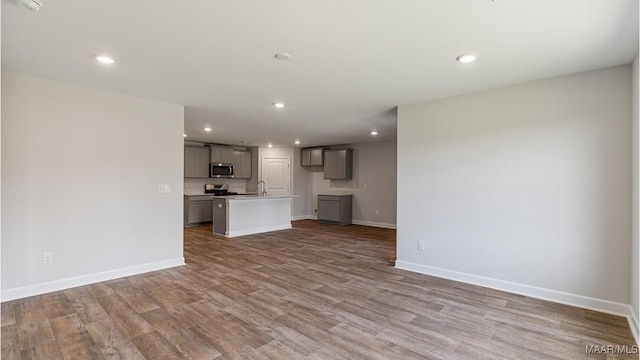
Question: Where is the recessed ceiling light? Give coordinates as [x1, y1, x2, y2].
[294, 140, 301, 145]
[456, 53, 477, 63]
[95, 55, 115, 64]
[274, 52, 291, 60]
[370, 131, 378, 136]
[183, 134, 187, 137]
[204, 127, 212, 132]
[268, 143, 273, 148]
[274, 103, 285, 108]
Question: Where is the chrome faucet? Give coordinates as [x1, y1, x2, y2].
[257, 180, 267, 196]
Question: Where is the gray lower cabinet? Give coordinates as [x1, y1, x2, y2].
[184, 196, 214, 226]
[317, 194, 352, 225]
[324, 149, 353, 179]
[213, 198, 227, 235]
[184, 146, 210, 178]
[232, 150, 252, 179]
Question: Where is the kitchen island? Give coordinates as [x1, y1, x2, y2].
[212, 195, 294, 237]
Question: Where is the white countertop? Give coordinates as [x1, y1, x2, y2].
[218, 195, 299, 200]
[317, 191, 354, 196]
[184, 192, 258, 196]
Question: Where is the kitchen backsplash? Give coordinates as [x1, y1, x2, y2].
[184, 178, 249, 195]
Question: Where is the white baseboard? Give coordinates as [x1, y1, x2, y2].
[290, 215, 317, 221]
[352, 220, 397, 229]
[291, 215, 396, 229]
[1, 257, 185, 302]
[227, 224, 292, 237]
[395, 260, 635, 324]
[629, 307, 639, 345]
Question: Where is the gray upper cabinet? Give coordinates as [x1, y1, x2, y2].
[184, 146, 210, 178]
[324, 149, 353, 179]
[210, 146, 233, 164]
[310, 148, 323, 165]
[301, 150, 311, 166]
[301, 148, 324, 166]
[232, 150, 252, 179]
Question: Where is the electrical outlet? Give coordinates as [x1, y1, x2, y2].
[375, 210, 379, 216]
[418, 241, 425, 251]
[158, 184, 171, 193]
[314, 208, 317, 213]
[42, 252, 53, 265]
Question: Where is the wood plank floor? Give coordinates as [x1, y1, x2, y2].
[1, 220, 637, 359]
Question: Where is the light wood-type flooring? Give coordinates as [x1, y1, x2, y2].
[1, 220, 637, 359]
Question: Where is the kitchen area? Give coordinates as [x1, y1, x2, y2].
[183, 143, 257, 226]
[184, 140, 397, 236]
[183, 142, 297, 237]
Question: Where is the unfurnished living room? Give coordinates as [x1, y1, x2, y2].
[2, 0, 640, 359]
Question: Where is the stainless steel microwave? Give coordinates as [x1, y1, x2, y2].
[210, 163, 234, 178]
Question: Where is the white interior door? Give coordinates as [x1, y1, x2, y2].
[261, 157, 290, 196]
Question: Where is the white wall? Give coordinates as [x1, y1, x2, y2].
[1, 70, 3, 302]
[307, 142, 397, 228]
[292, 149, 311, 219]
[258, 147, 294, 166]
[1, 73, 185, 300]
[258, 146, 294, 188]
[397, 65, 632, 314]
[257, 146, 297, 215]
[632, 52, 639, 340]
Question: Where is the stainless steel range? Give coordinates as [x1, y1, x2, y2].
[204, 183, 238, 196]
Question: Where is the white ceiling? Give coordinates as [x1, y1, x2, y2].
[2, 0, 638, 147]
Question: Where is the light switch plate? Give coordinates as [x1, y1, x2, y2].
[158, 184, 171, 193]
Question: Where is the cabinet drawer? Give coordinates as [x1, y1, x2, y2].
[318, 195, 341, 202]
